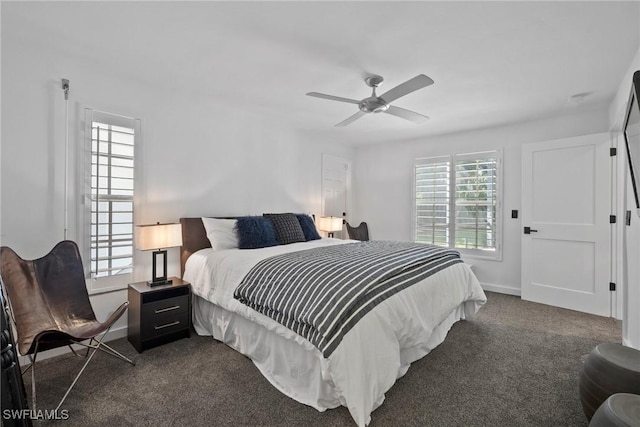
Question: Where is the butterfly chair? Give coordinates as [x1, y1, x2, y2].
[0, 240, 135, 412]
[345, 221, 370, 241]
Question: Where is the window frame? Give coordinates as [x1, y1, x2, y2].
[413, 149, 503, 261]
[80, 109, 142, 294]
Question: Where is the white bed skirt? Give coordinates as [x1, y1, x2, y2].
[192, 294, 474, 420]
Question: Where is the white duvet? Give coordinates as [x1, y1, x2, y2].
[183, 239, 486, 426]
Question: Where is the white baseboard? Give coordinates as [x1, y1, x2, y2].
[622, 337, 640, 350]
[18, 326, 128, 366]
[481, 282, 521, 296]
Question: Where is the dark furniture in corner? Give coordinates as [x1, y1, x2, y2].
[346, 221, 370, 241]
[128, 277, 191, 352]
[1, 291, 31, 427]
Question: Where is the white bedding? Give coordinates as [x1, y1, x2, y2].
[183, 239, 487, 426]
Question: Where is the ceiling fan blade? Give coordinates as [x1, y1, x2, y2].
[384, 106, 429, 124]
[379, 74, 434, 104]
[335, 111, 367, 127]
[306, 92, 360, 105]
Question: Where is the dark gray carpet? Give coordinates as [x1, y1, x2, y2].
[23, 292, 620, 426]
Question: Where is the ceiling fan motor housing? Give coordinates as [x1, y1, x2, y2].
[359, 75, 388, 113]
[359, 97, 389, 113]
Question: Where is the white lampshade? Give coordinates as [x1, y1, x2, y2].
[136, 223, 183, 250]
[317, 216, 343, 233]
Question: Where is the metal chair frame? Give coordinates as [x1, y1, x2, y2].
[18, 330, 135, 412]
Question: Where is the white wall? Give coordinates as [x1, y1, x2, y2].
[0, 25, 354, 343]
[353, 108, 610, 294]
[609, 47, 640, 349]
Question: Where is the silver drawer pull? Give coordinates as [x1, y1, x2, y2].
[155, 305, 180, 314]
[155, 321, 180, 330]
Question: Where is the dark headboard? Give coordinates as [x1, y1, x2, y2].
[180, 218, 209, 276]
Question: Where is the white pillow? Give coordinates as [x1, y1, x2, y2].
[201, 217, 238, 251]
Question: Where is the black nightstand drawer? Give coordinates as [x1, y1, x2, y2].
[142, 295, 189, 320]
[141, 305, 189, 338]
[128, 277, 191, 353]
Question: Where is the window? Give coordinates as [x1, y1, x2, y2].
[82, 109, 140, 292]
[415, 150, 502, 259]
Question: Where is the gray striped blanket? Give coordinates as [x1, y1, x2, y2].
[234, 241, 462, 357]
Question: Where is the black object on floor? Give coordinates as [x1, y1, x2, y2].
[579, 343, 640, 420]
[1, 290, 31, 427]
[589, 393, 640, 427]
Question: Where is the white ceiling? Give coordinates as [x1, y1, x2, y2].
[3, 1, 640, 145]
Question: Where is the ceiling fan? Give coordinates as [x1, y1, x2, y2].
[306, 74, 434, 127]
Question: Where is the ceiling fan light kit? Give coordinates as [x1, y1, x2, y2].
[306, 74, 434, 127]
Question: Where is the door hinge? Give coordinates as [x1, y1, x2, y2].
[609, 282, 616, 291]
[610, 147, 617, 156]
[610, 215, 616, 224]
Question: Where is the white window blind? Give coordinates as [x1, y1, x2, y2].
[415, 157, 450, 247]
[90, 121, 134, 277]
[82, 109, 141, 293]
[454, 155, 498, 251]
[415, 151, 501, 259]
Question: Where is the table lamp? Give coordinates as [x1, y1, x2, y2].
[136, 222, 182, 287]
[317, 216, 343, 238]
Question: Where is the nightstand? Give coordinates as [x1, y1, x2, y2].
[127, 277, 191, 353]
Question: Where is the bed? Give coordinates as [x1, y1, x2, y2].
[180, 216, 487, 426]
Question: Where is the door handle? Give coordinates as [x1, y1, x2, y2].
[524, 226, 538, 234]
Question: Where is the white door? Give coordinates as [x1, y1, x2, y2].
[522, 134, 611, 316]
[322, 154, 350, 238]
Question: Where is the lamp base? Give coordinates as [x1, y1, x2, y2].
[147, 278, 173, 288]
[149, 249, 170, 287]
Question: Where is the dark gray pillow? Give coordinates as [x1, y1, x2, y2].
[263, 213, 306, 245]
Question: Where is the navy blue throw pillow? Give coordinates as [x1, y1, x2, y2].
[235, 216, 278, 249]
[296, 214, 321, 241]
